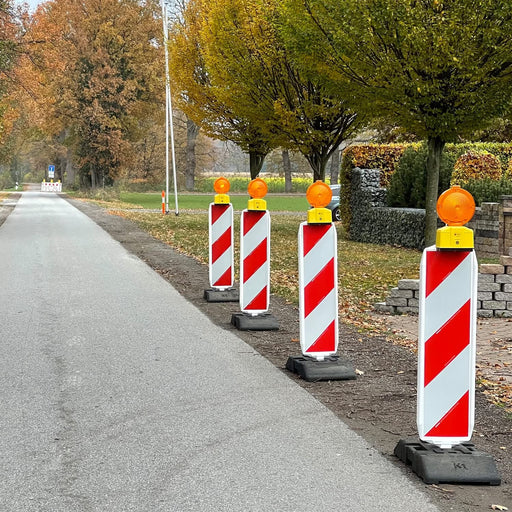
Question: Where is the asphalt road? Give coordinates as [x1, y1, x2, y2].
[0, 191, 440, 511]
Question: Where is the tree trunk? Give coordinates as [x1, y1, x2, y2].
[282, 149, 292, 192]
[249, 150, 266, 179]
[330, 148, 340, 184]
[425, 136, 445, 247]
[185, 118, 199, 191]
[64, 147, 75, 187]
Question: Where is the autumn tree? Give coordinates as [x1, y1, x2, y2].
[27, 0, 163, 188]
[281, 0, 512, 244]
[169, 0, 275, 178]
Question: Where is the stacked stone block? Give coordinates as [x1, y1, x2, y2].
[375, 250, 512, 318]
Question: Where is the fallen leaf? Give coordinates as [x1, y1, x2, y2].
[290, 338, 299, 343]
[355, 369, 364, 376]
[491, 505, 508, 511]
[397, 370, 405, 374]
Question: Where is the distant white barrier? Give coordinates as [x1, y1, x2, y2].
[41, 181, 62, 192]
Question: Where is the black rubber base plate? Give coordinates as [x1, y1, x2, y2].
[231, 312, 279, 331]
[286, 355, 357, 382]
[203, 288, 239, 302]
[394, 439, 501, 485]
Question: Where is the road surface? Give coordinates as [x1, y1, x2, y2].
[0, 191, 439, 511]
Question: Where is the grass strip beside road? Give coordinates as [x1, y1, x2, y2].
[120, 192, 310, 212]
[108, 208, 421, 334]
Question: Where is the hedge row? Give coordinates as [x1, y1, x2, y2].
[340, 142, 512, 230]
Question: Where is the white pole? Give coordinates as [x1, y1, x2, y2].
[161, 1, 169, 214]
[162, 2, 179, 216]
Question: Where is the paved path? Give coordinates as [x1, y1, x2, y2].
[0, 192, 439, 511]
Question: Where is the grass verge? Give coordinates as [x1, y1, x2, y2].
[108, 209, 421, 334]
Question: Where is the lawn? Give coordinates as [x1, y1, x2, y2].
[120, 191, 310, 212]
[108, 208, 422, 332]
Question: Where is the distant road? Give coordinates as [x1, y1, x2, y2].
[0, 191, 439, 511]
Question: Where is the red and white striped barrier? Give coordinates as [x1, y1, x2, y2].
[208, 202, 234, 290]
[298, 223, 338, 360]
[417, 247, 478, 448]
[240, 209, 270, 315]
[41, 181, 62, 192]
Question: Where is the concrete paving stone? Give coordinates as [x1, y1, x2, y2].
[482, 300, 506, 310]
[477, 282, 501, 292]
[496, 274, 512, 284]
[390, 288, 414, 298]
[479, 264, 505, 274]
[495, 291, 512, 301]
[478, 273, 496, 283]
[397, 278, 419, 290]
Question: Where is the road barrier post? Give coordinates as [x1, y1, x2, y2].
[231, 178, 278, 330]
[204, 177, 238, 302]
[394, 186, 500, 485]
[162, 190, 166, 215]
[286, 181, 356, 381]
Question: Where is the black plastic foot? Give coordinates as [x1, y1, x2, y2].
[203, 288, 239, 302]
[230, 312, 279, 331]
[394, 439, 501, 485]
[286, 355, 357, 382]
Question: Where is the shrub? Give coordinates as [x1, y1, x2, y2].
[451, 151, 502, 186]
[464, 178, 512, 205]
[342, 144, 407, 187]
[387, 144, 455, 208]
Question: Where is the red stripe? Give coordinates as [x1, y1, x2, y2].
[304, 258, 335, 317]
[426, 391, 469, 438]
[305, 320, 336, 353]
[425, 251, 470, 297]
[211, 227, 231, 263]
[211, 203, 230, 224]
[213, 267, 232, 287]
[424, 300, 471, 386]
[302, 224, 331, 256]
[245, 286, 267, 311]
[243, 239, 267, 282]
[243, 210, 265, 236]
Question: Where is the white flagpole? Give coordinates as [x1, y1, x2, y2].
[162, 2, 179, 215]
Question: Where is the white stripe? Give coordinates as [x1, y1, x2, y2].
[241, 263, 268, 310]
[211, 207, 232, 241]
[300, 289, 337, 354]
[419, 345, 472, 437]
[303, 226, 336, 285]
[211, 249, 232, 284]
[423, 253, 472, 340]
[242, 212, 269, 257]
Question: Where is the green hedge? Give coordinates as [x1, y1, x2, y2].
[341, 142, 512, 232]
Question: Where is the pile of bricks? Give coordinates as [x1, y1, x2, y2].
[375, 250, 512, 318]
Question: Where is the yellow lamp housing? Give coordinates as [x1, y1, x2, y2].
[307, 207, 332, 224]
[435, 225, 474, 250]
[214, 193, 230, 204]
[247, 198, 267, 211]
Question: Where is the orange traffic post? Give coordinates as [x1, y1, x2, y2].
[231, 178, 278, 331]
[286, 181, 355, 381]
[395, 185, 500, 485]
[161, 190, 166, 215]
[204, 177, 238, 302]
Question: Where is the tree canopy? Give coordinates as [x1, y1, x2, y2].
[280, 0, 512, 243]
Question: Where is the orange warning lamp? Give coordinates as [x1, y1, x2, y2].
[436, 186, 475, 250]
[214, 177, 231, 204]
[247, 178, 268, 211]
[306, 180, 333, 224]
